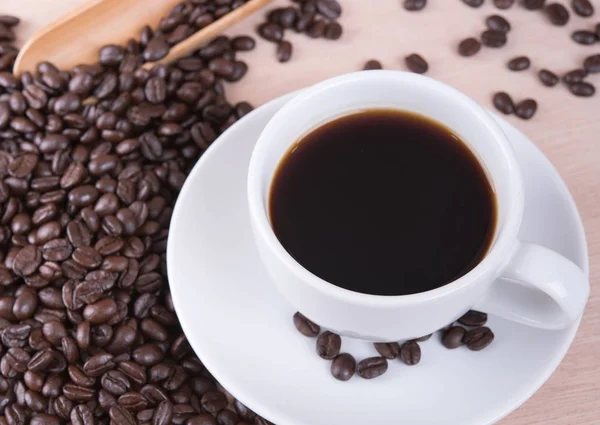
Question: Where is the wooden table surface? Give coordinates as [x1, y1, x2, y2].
[4, 0, 599, 423]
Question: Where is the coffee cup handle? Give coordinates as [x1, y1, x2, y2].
[473, 241, 589, 329]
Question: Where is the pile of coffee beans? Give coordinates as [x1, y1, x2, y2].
[256, 0, 343, 63]
[0, 15, 19, 72]
[293, 310, 494, 381]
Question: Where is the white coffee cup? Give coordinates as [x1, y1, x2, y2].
[247, 71, 589, 342]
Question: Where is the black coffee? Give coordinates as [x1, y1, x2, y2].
[269, 109, 497, 296]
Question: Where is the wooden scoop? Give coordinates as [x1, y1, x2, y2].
[13, 0, 273, 75]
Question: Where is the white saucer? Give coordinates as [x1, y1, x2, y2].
[167, 92, 589, 425]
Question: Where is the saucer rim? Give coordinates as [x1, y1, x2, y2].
[167, 91, 588, 425]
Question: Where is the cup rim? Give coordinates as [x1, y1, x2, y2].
[247, 71, 524, 306]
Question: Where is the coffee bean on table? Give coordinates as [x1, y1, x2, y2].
[571, 0, 594, 17]
[257, 23, 284, 42]
[493, 92, 515, 115]
[563, 68, 588, 83]
[143, 35, 170, 61]
[442, 326, 466, 349]
[316, 331, 342, 359]
[324, 22, 343, 40]
[316, 0, 342, 19]
[481, 30, 507, 47]
[363, 59, 383, 70]
[523, 0, 546, 9]
[405, 54, 428, 74]
[276, 41, 293, 63]
[373, 342, 401, 359]
[458, 310, 489, 326]
[399, 341, 421, 365]
[571, 30, 598, 45]
[494, 0, 515, 8]
[584, 54, 600, 73]
[231, 36, 256, 51]
[357, 357, 388, 379]
[403, 0, 427, 10]
[458, 38, 482, 57]
[545, 3, 570, 25]
[515, 99, 538, 120]
[331, 353, 356, 381]
[463, 326, 495, 350]
[486, 15, 511, 33]
[539, 69, 559, 86]
[507, 56, 531, 71]
[462, 0, 484, 7]
[568, 81, 596, 97]
[293, 312, 320, 337]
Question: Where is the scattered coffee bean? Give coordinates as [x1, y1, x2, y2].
[257, 23, 284, 42]
[363, 59, 383, 70]
[481, 30, 507, 47]
[316, 331, 342, 359]
[486, 15, 511, 33]
[331, 353, 356, 381]
[568, 81, 596, 96]
[571, 30, 598, 45]
[545, 3, 570, 25]
[462, 0, 484, 7]
[415, 334, 432, 342]
[458, 38, 482, 56]
[405, 54, 429, 74]
[324, 22, 343, 40]
[494, 0, 515, 8]
[507, 56, 531, 71]
[399, 341, 421, 365]
[276, 41, 293, 63]
[293, 312, 320, 337]
[539, 69, 560, 86]
[523, 0, 546, 10]
[357, 356, 388, 379]
[458, 310, 489, 326]
[374, 342, 401, 359]
[515, 99, 538, 119]
[493, 92, 515, 114]
[403, 0, 427, 11]
[571, 0, 594, 17]
[316, 0, 342, 19]
[463, 327, 495, 350]
[442, 326, 466, 349]
[563, 68, 589, 83]
[584, 53, 600, 73]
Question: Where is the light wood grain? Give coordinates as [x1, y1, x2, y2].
[3, 0, 599, 424]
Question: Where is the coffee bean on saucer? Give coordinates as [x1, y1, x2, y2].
[405, 54, 428, 74]
[373, 342, 401, 359]
[507, 56, 531, 71]
[293, 312, 320, 337]
[562, 68, 588, 83]
[357, 357, 388, 379]
[494, 0, 515, 8]
[486, 15, 511, 33]
[515, 99, 538, 120]
[584, 53, 600, 73]
[458, 38, 482, 57]
[462, 0, 484, 7]
[571, 30, 598, 45]
[523, 0, 546, 10]
[415, 334, 432, 342]
[463, 326, 495, 350]
[481, 30, 507, 47]
[442, 326, 466, 349]
[403, 0, 427, 11]
[324, 22, 343, 40]
[571, 0, 594, 17]
[492, 92, 515, 115]
[316, 331, 341, 359]
[276, 41, 293, 63]
[539, 69, 559, 86]
[545, 3, 570, 25]
[458, 310, 488, 326]
[568, 81, 596, 97]
[363, 59, 383, 70]
[399, 341, 421, 365]
[331, 353, 356, 381]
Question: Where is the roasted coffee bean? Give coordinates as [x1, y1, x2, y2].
[403, 0, 427, 10]
[399, 341, 421, 365]
[357, 356, 388, 379]
[293, 312, 320, 337]
[257, 23, 284, 42]
[316, 331, 341, 359]
[374, 342, 401, 359]
[276, 41, 293, 63]
[109, 405, 136, 425]
[442, 326, 466, 349]
[404, 53, 428, 73]
[571, 30, 598, 45]
[539, 69, 559, 86]
[458, 310, 488, 326]
[62, 383, 95, 401]
[458, 38, 482, 57]
[363, 59, 383, 70]
[133, 343, 164, 366]
[569, 81, 596, 97]
[118, 391, 149, 411]
[143, 35, 170, 61]
[563, 68, 588, 83]
[201, 391, 227, 415]
[70, 404, 93, 425]
[83, 298, 118, 324]
[140, 317, 168, 341]
[584, 54, 600, 73]
[187, 414, 216, 425]
[545, 3, 570, 25]
[231, 36, 256, 51]
[316, 0, 342, 19]
[72, 246, 102, 268]
[481, 30, 507, 47]
[507, 56, 530, 71]
[13, 245, 42, 277]
[83, 352, 115, 377]
[515, 99, 538, 119]
[13, 288, 38, 320]
[462, 0, 484, 6]
[217, 409, 239, 425]
[68, 364, 95, 387]
[463, 326, 495, 350]
[42, 320, 66, 345]
[330, 353, 356, 381]
[153, 400, 174, 425]
[494, 0, 515, 8]
[571, 0, 594, 16]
